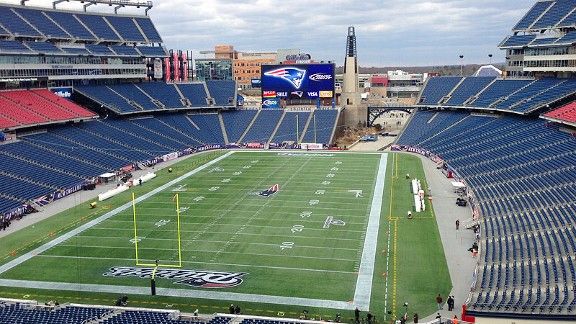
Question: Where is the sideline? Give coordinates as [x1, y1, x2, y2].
[352, 153, 388, 310]
[0, 279, 354, 310]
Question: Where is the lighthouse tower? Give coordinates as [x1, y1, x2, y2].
[341, 26, 365, 126]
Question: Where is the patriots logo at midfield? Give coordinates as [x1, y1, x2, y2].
[264, 67, 306, 89]
[259, 184, 280, 197]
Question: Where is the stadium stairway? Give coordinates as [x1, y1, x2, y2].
[329, 109, 342, 144]
[237, 110, 261, 143]
[133, 84, 167, 110]
[98, 120, 177, 152]
[117, 118, 189, 150]
[218, 113, 230, 144]
[267, 109, 287, 143]
[298, 112, 314, 143]
[438, 76, 466, 104]
[79, 122, 154, 159]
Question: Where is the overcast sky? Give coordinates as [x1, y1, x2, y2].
[6, 0, 531, 66]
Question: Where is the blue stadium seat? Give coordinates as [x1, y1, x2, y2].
[513, 1, 554, 30]
[44, 11, 96, 40]
[206, 80, 236, 106]
[110, 45, 140, 56]
[14, 7, 70, 39]
[86, 44, 115, 56]
[0, 6, 42, 37]
[444, 77, 495, 106]
[77, 14, 121, 41]
[136, 83, 185, 109]
[221, 110, 258, 143]
[531, 0, 575, 29]
[105, 16, 146, 42]
[24, 41, 62, 54]
[135, 17, 163, 42]
[272, 111, 311, 143]
[301, 109, 338, 144]
[0, 41, 33, 53]
[176, 83, 209, 107]
[397, 109, 576, 315]
[136, 46, 167, 57]
[419, 76, 462, 105]
[242, 109, 284, 143]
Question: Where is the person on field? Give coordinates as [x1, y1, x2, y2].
[413, 313, 419, 323]
[452, 315, 459, 324]
[229, 304, 234, 314]
[455, 219, 460, 230]
[447, 295, 454, 311]
[354, 307, 360, 323]
[436, 294, 443, 310]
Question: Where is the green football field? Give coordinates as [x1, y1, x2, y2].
[0, 151, 450, 322]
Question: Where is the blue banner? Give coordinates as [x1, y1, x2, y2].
[251, 78, 261, 88]
[261, 64, 335, 100]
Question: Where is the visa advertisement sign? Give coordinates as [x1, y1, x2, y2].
[261, 63, 335, 100]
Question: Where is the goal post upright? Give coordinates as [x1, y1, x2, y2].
[176, 193, 183, 268]
[132, 192, 183, 268]
[132, 192, 140, 265]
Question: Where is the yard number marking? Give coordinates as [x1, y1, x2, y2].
[155, 219, 171, 228]
[300, 211, 312, 218]
[280, 242, 294, 250]
[291, 225, 304, 233]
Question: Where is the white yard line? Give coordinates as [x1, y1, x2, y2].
[52, 244, 358, 262]
[353, 153, 388, 311]
[67, 237, 360, 251]
[0, 151, 235, 276]
[36, 255, 356, 274]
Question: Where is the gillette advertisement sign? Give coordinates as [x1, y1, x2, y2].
[261, 63, 335, 100]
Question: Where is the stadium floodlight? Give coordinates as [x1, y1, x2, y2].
[53, 0, 153, 15]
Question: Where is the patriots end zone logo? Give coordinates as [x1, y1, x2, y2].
[103, 267, 246, 289]
[264, 67, 306, 89]
[259, 184, 280, 197]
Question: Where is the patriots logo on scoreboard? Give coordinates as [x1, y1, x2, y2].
[264, 67, 306, 89]
[259, 184, 280, 197]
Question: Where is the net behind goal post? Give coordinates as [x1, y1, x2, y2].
[131, 192, 183, 268]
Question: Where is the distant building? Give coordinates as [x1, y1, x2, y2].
[386, 70, 424, 99]
[234, 51, 277, 89]
[195, 58, 233, 81]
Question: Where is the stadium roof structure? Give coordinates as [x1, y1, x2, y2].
[512, 0, 576, 32]
[500, 0, 576, 49]
[51, 0, 154, 15]
[473, 65, 502, 77]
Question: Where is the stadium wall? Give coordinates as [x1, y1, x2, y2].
[475, 318, 575, 324]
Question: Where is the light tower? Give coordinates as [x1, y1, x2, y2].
[341, 26, 365, 127]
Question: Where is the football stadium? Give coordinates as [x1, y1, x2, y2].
[0, 0, 574, 323]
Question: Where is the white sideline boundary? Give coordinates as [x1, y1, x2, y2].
[353, 153, 388, 310]
[0, 150, 388, 311]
